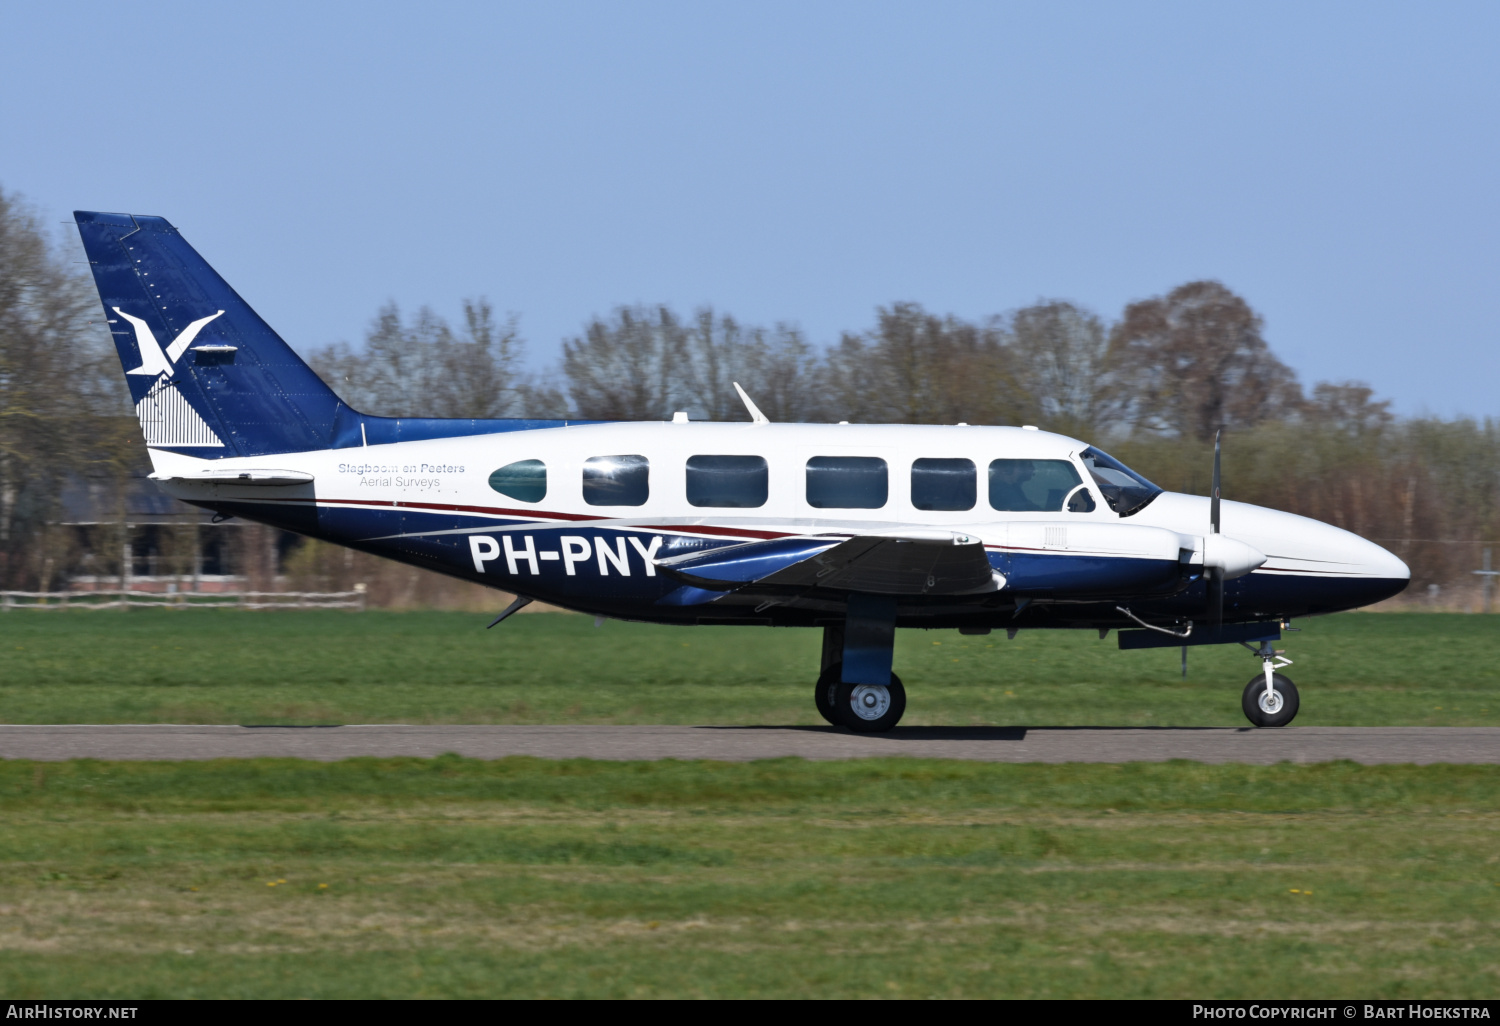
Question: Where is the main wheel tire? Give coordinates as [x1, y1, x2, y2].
[833, 674, 907, 733]
[1242, 673, 1299, 727]
[814, 668, 840, 726]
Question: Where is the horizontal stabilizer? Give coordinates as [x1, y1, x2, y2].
[148, 469, 314, 486]
[656, 532, 999, 596]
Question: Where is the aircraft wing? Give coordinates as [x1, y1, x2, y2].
[655, 532, 998, 597]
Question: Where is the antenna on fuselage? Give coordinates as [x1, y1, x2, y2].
[733, 382, 769, 424]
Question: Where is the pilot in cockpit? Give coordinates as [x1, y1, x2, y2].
[988, 459, 1039, 511]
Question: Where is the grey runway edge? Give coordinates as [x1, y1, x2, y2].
[1, 725, 1497, 764]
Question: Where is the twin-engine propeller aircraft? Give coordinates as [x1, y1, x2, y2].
[74, 211, 1410, 730]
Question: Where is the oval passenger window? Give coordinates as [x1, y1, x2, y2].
[488, 459, 547, 503]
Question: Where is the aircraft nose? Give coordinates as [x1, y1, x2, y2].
[1146, 494, 1411, 612]
[1245, 508, 1410, 609]
[1235, 506, 1406, 578]
[1354, 534, 1411, 582]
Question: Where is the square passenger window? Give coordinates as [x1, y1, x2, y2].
[805, 456, 887, 509]
[911, 458, 975, 511]
[583, 455, 649, 506]
[988, 459, 1084, 512]
[686, 455, 768, 508]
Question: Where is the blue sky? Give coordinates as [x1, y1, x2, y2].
[4, 1, 1496, 417]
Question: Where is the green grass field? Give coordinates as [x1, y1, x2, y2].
[3, 610, 1497, 998]
[0, 757, 1496, 998]
[0, 609, 1496, 725]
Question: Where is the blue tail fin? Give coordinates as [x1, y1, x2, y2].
[76, 211, 585, 455]
[75, 211, 348, 457]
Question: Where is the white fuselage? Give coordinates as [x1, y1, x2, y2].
[145, 421, 1409, 625]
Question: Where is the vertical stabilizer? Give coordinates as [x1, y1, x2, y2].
[74, 211, 344, 457]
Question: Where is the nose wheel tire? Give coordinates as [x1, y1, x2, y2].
[1241, 673, 1299, 727]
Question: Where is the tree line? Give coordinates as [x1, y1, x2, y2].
[1, 186, 1495, 601]
[310, 281, 1304, 443]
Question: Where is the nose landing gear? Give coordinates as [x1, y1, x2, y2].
[1240, 640, 1299, 727]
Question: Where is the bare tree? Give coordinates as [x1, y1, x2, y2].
[562, 305, 820, 422]
[0, 188, 131, 587]
[739, 321, 819, 422]
[679, 309, 820, 421]
[1004, 300, 1124, 439]
[562, 305, 688, 420]
[308, 299, 541, 419]
[1108, 280, 1301, 441]
[679, 308, 760, 421]
[1301, 381, 1393, 436]
[818, 302, 1021, 425]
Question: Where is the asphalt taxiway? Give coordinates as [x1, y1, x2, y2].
[0, 724, 1495, 764]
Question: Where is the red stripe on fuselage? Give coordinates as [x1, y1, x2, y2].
[234, 496, 792, 542]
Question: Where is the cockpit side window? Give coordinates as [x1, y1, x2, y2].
[1078, 447, 1162, 517]
[988, 459, 1084, 512]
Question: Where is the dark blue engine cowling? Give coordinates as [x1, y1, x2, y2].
[992, 550, 1186, 598]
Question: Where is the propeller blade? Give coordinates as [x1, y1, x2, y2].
[1206, 428, 1224, 636]
[1210, 428, 1222, 535]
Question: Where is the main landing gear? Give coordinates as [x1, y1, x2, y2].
[1241, 639, 1299, 727]
[816, 597, 907, 732]
[815, 663, 908, 732]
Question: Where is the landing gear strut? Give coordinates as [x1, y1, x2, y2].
[816, 600, 907, 732]
[1240, 639, 1299, 727]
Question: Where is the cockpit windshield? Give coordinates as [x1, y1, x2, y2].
[1078, 447, 1162, 517]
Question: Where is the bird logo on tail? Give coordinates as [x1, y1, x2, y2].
[111, 307, 228, 448]
[113, 307, 225, 377]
